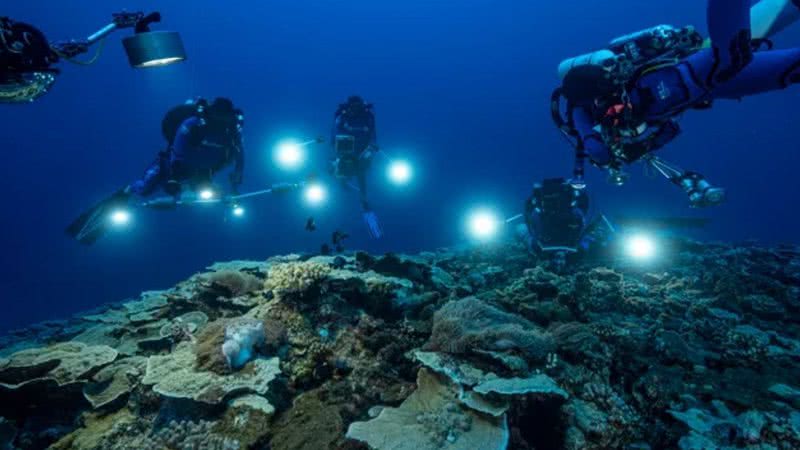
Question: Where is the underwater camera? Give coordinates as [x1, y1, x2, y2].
[335, 135, 357, 155]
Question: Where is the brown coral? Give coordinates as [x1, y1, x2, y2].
[203, 270, 263, 297]
[425, 297, 554, 362]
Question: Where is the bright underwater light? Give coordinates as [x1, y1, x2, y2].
[199, 189, 215, 201]
[304, 183, 327, 206]
[122, 31, 186, 69]
[387, 160, 413, 186]
[468, 209, 500, 241]
[232, 205, 246, 217]
[274, 140, 306, 170]
[109, 209, 131, 226]
[625, 234, 657, 261]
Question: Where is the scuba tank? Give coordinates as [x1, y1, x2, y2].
[557, 50, 617, 80]
[558, 25, 704, 86]
[161, 98, 209, 145]
[161, 97, 244, 146]
[553, 25, 703, 167]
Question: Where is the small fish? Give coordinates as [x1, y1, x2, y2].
[305, 217, 317, 232]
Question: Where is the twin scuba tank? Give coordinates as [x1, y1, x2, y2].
[558, 24, 704, 88]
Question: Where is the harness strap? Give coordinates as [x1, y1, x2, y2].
[550, 87, 584, 151]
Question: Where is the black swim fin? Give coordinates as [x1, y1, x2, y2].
[66, 189, 131, 245]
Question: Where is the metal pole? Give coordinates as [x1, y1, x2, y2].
[87, 23, 118, 45]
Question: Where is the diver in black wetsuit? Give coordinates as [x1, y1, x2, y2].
[553, 0, 800, 207]
[128, 97, 245, 200]
[65, 98, 246, 245]
[524, 178, 590, 253]
[331, 96, 383, 239]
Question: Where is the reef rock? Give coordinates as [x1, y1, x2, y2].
[0, 240, 799, 449]
[347, 368, 509, 450]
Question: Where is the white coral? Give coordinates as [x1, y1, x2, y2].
[222, 319, 266, 370]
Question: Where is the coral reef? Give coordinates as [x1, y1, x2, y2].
[202, 270, 263, 298]
[425, 297, 554, 362]
[82, 356, 147, 408]
[265, 260, 331, 297]
[141, 342, 280, 404]
[0, 342, 118, 389]
[0, 239, 798, 449]
[347, 368, 509, 450]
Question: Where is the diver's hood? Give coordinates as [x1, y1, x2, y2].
[561, 65, 618, 105]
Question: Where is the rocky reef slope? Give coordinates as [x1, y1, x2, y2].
[1, 239, 799, 450]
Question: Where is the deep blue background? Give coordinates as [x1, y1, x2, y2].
[1, 1, 798, 332]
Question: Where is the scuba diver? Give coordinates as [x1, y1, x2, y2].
[129, 97, 245, 200]
[1, 12, 184, 103]
[522, 178, 593, 268]
[525, 178, 590, 252]
[523, 178, 630, 268]
[66, 97, 246, 245]
[552, 0, 800, 207]
[330, 95, 383, 239]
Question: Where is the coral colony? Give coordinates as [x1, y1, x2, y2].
[1, 241, 799, 449]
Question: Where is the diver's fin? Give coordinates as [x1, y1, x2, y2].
[66, 189, 130, 245]
[362, 210, 383, 239]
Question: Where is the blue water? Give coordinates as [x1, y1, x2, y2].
[1, 0, 798, 331]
